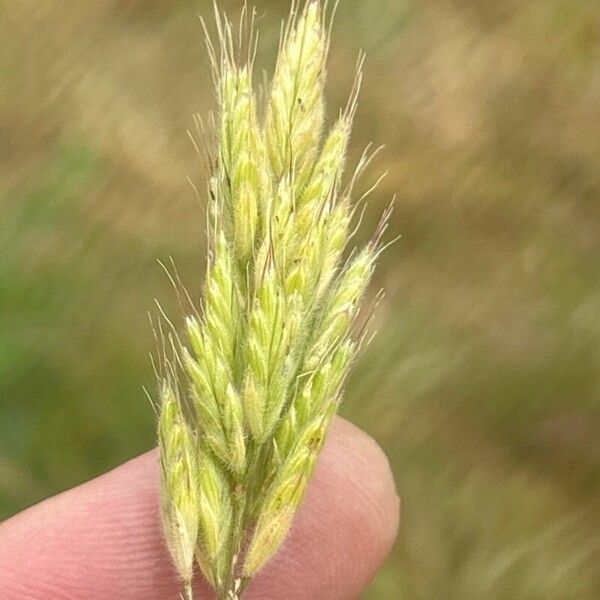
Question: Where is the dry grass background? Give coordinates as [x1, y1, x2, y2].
[1, 0, 600, 597]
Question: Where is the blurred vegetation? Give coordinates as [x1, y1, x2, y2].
[1, 0, 600, 597]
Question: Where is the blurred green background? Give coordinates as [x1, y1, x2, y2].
[2, 0, 600, 597]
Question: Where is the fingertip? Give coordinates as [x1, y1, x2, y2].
[0, 418, 399, 600]
[327, 417, 401, 555]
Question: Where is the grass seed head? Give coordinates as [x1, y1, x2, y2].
[156, 2, 389, 597]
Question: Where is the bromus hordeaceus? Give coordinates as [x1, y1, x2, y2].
[155, 1, 392, 598]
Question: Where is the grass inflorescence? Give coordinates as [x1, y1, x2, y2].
[156, 2, 390, 598]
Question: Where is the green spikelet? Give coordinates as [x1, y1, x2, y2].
[266, 2, 326, 190]
[196, 442, 233, 590]
[219, 65, 265, 264]
[244, 264, 289, 443]
[158, 381, 199, 599]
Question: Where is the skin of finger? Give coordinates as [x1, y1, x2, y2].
[0, 417, 400, 600]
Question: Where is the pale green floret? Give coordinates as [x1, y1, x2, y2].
[285, 224, 324, 299]
[157, 2, 389, 598]
[299, 115, 351, 213]
[184, 316, 246, 477]
[218, 65, 265, 263]
[308, 246, 375, 369]
[158, 383, 199, 593]
[275, 339, 354, 470]
[244, 267, 289, 442]
[266, 2, 326, 190]
[297, 339, 354, 424]
[320, 200, 352, 271]
[196, 443, 233, 590]
[202, 232, 240, 361]
[182, 338, 230, 465]
[267, 176, 296, 268]
[184, 232, 247, 476]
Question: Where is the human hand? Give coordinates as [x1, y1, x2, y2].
[0, 418, 399, 599]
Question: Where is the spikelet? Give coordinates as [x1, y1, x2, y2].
[243, 264, 288, 442]
[196, 442, 233, 589]
[158, 381, 199, 599]
[218, 64, 264, 265]
[156, 2, 391, 599]
[266, 1, 326, 190]
[306, 246, 376, 370]
[299, 114, 352, 215]
[184, 231, 246, 477]
[244, 414, 328, 577]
